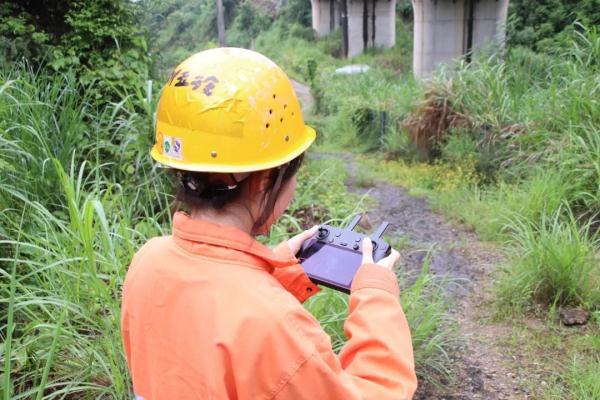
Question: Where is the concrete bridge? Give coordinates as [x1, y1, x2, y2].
[311, 0, 509, 76]
[311, 0, 396, 58]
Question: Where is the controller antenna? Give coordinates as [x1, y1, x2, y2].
[372, 221, 391, 239]
[345, 214, 362, 231]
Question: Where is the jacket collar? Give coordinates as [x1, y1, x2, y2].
[171, 211, 297, 270]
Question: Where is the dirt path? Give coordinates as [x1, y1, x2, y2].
[293, 78, 532, 398]
[291, 79, 315, 116]
[330, 152, 532, 399]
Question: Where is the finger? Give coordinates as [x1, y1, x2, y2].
[378, 249, 400, 270]
[298, 225, 319, 240]
[361, 237, 374, 265]
[388, 249, 401, 264]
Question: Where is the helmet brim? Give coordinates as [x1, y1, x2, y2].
[150, 125, 316, 173]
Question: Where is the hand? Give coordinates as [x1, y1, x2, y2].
[361, 237, 400, 270]
[285, 225, 319, 255]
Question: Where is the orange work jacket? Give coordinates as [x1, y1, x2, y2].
[121, 212, 417, 399]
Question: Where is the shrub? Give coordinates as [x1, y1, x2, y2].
[1, 0, 151, 102]
[0, 3, 49, 64]
[508, 0, 600, 51]
[227, 1, 274, 48]
[278, 0, 312, 27]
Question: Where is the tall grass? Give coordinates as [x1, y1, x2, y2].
[0, 66, 167, 397]
[312, 69, 419, 152]
[497, 209, 600, 311]
[340, 25, 600, 315]
[1, 164, 138, 398]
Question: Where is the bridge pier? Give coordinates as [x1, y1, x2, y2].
[412, 0, 509, 77]
[311, 0, 397, 58]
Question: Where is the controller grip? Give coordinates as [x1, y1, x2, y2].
[372, 243, 391, 262]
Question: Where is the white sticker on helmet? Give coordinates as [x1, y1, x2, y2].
[162, 135, 183, 160]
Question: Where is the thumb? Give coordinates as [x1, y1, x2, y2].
[298, 225, 319, 241]
[287, 225, 319, 254]
[361, 237, 374, 265]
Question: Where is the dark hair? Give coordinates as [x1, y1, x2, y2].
[174, 154, 304, 234]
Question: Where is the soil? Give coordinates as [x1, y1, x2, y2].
[293, 80, 534, 399]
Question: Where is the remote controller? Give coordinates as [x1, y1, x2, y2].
[296, 214, 391, 293]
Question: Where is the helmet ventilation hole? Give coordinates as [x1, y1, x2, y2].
[211, 151, 218, 158]
[269, 109, 273, 114]
[280, 118, 284, 122]
[284, 135, 289, 141]
[272, 94, 276, 99]
[266, 123, 270, 128]
[283, 104, 287, 109]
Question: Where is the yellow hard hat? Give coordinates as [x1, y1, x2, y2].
[151, 48, 316, 173]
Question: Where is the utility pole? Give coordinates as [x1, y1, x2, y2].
[216, 0, 225, 46]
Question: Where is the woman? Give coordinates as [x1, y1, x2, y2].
[121, 48, 417, 400]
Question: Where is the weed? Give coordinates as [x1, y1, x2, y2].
[497, 209, 600, 311]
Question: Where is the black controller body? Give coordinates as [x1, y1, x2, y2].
[297, 215, 391, 293]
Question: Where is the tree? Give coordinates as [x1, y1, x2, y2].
[508, 0, 600, 50]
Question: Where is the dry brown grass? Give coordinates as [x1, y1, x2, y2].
[403, 82, 473, 155]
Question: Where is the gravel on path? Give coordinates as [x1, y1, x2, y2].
[291, 79, 315, 116]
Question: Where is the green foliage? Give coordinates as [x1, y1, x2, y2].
[508, 0, 600, 51]
[396, 0, 413, 20]
[441, 130, 479, 165]
[142, 0, 221, 72]
[382, 125, 415, 158]
[1, 0, 151, 102]
[399, 263, 455, 383]
[316, 29, 343, 58]
[402, 25, 599, 219]
[278, 0, 312, 27]
[255, 21, 333, 82]
[0, 65, 158, 209]
[429, 168, 570, 241]
[313, 68, 418, 152]
[227, 1, 274, 48]
[0, 4, 49, 64]
[142, 0, 286, 74]
[561, 356, 600, 399]
[62, 0, 150, 100]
